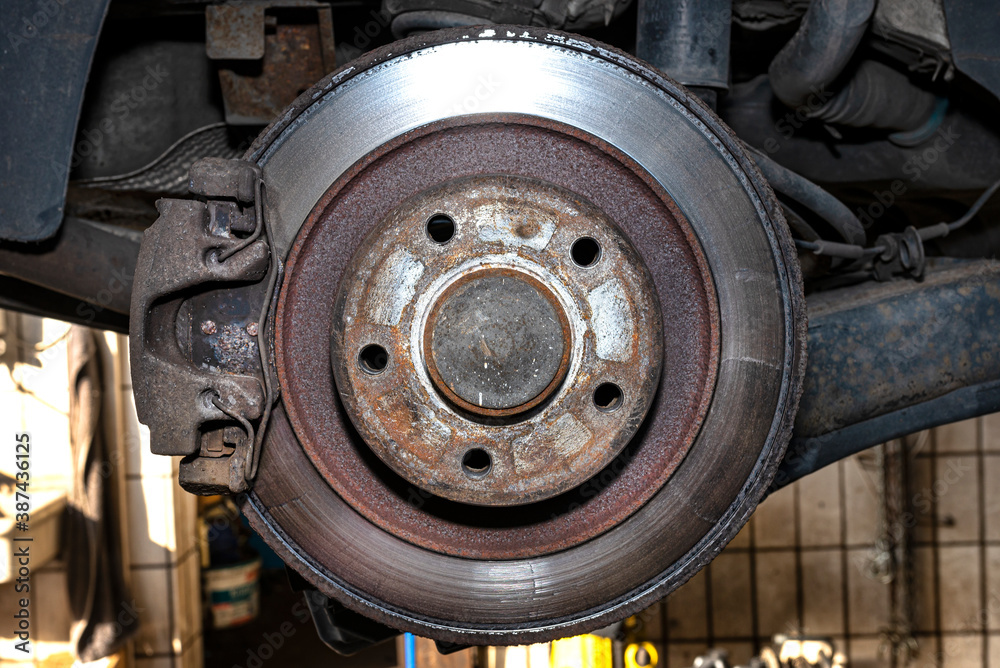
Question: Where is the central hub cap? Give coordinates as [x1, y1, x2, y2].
[425, 269, 571, 416]
[329, 175, 664, 506]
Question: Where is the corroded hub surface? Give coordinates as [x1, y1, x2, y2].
[426, 269, 571, 415]
[329, 174, 664, 506]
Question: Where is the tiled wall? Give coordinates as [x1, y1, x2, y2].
[634, 414, 1000, 668]
[120, 335, 204, 668]
[0, 314, 202, 667]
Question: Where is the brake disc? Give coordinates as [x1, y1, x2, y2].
[142, 27, 805, 644]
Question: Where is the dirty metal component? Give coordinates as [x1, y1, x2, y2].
[775, 259, 1000, 488]
[226, 27, 805, 644]
[129, 158, 279, 494]
[872, 226, 926, 281]
[426, 270, 571, 415]
[636, 0, 732, 104]
[0, 217, 141, 318]
[206, 4, 266, 60]
[277, 117, 716, 555]
[0, 277, 129, 333]
[330, 176, 664, 506]
[208, 1, 336, 125]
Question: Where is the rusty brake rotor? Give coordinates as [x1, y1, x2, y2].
[239, 27, 805, 645]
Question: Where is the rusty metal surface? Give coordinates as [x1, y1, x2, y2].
[774, 259, 1000, 487]
[275, 116, 718, 555]
[239, 27, 804, 644]
[329, 175, 664, 506]
[215, 6, 336, 125]
[206, 4, 266, 60]
[424, 267, 572, 416]
[797, 259, 1000, 436]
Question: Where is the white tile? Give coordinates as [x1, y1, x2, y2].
[847, 638, 884, 668]
[666, 568, 707, 640]
[754, 483, 797, 548]
[988, 635, 1000, 667]
[938, 546, 981, 632]
[755, 550, 798, 638]
[126, 478, 174, 566]
[0, 391, 25, 478]
[12, 318, 71, 413]
[935, 455, 980, 543]
[799, 462, 841, 547]
[0, 577, 35, 660]
[710, 552, 753, 638]
[667, 642, 709, 668]
[21, 398, 71, 486]
[633, 601, 662, 641]
[984, 413, 1000, 451]
[173, 550, 202, 647]
[131, 567, 175, 657]
[118, 334, 132, 388]
[844, 455, 879, 545]
[0, 357, 16, 393]
[723, 642, 755, 667]
[936, 419, 980, 453]
[846, 548, 890, 634]
[174, 476, 198, 560]
[801, 549, 844, 636]
[941, 634, 982, 668]
[123, 390, 170, 479]
[984, 457, 1000, 542]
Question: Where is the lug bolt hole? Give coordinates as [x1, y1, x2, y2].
[358, 344, 389, 374]
[571, 237, 601, 267]
[461, 448, 492, 478]
[426, 214, 456, 244]
[593, 382, 623, 412]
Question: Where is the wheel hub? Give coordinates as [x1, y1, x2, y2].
[426, 269, 569, 416]
[329, 175, 663, 505]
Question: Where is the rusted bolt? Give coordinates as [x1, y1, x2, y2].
[246, 321, 259, 336]
[201, 320, 217, 335]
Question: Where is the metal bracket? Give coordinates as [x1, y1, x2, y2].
[130, 158, 280, 494]
[205, 0, 337, 125]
